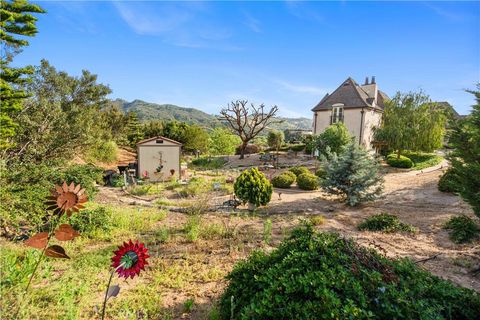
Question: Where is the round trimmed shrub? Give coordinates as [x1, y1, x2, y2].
[297, 173, 319, 190]
[288, 166, 310, 177]
[234, 168, 272, 207]
[438, 168, 462, 193]
[219, 226, 480, 319]
[281, 170, 296, 181]
[271, 173, 296, 188]
[386, 154, 414, 168]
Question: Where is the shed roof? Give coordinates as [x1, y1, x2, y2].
[136, 136, 182, 146]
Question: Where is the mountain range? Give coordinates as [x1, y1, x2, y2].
[111, 99, 312, 131]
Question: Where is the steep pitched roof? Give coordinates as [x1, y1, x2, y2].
[136, 136, 182, 146]
[312, 77, 388, 111]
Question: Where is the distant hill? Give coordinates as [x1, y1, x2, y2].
[111, 99, 312, 131]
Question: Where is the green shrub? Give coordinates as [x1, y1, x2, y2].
[309, 215, 325, 226]
[386, 154, 414, 168]
[444, 215, 480, 244]
[184, 215, 201, 242]
[288, 166, 310, 177]
[68, 206, 113, 237]
[290, 144, 305, 153]
[234, 168, 272, 208]
[179, 177, 208, 197]
[271, 173, 295, 188]
[155, 227, 170, 243]
[281, 170, 297, 180]
[313, 123, 352, 157]
[297, 173, 319, 190]
[219, 225, 480, 319]
[190, 157, 226, 170]
[129, 184, 152, 196]
[315, 167, 326, 178]
[403, 151, 443, 170]
[110, 173, 125, 187]
[60, 164, 103, 197]
[322, 142, 384, 206]
[0, 162, 103, 233]
[86, 140, 118, 163]
[438, 168, 462, 193]
[358, 213, 415, 233]
[263, 219, 272, 244]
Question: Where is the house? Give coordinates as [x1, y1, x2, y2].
[312, 76, 389, 150]
[137, 136, 181, 181]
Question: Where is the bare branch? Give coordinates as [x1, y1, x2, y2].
[218, 100, 279, 159]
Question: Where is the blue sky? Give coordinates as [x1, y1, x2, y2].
[15, 1, 480, 117]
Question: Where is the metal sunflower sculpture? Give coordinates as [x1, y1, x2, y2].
[101, 240, 150, 320]
[16, 182, 87, 318]
[45, 181, 88, 216]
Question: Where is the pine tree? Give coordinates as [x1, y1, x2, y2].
[448, 84, 480, 217]
[126, 111, 144, 147]
[321, 141, 384, 206]
[1, 0, 45, 151]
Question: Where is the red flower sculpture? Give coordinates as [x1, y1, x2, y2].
[111, 240, 149, 279]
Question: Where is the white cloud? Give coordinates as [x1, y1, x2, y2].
[243, 12, 262, 33]
[112, 1, 236, 49]
[284, 1, 325, 23]
[424, 3, 469, 22]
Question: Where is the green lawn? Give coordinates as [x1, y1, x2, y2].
[402, 151, 444, 170]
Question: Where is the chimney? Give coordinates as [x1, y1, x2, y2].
[364, 77, 369, 85]
[371, 76, 376, 84]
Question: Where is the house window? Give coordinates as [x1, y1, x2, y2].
[331, 105, 344, 124]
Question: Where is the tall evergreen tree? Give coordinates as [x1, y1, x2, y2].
[126, 111, 144, 147]
[1, 0, 44, 151]
[448, 84, 480, 217]
[321, 141, 384, 206]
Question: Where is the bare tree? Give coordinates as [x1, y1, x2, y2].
[219, 100, 279, 159]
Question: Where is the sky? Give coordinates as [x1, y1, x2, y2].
[14, 1, 480, 117]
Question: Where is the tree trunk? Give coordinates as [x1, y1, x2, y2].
[396, 149, 402, 159]
[239, 141, 247, 159]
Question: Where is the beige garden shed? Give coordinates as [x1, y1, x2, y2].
[136, 136, 182, 181]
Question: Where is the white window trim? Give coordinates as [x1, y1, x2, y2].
[331, 104, 344, 124]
